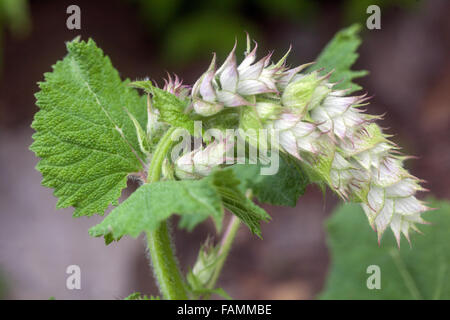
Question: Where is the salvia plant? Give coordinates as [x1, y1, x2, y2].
[30, 25, 430, 300]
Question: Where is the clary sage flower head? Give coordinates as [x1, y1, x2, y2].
[191, 35, 312, 117]
[172, 35, 430, 245]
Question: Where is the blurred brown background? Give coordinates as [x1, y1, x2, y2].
[0, 0, 449, 299]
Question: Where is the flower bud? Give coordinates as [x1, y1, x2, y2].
[175, 135, 234, 179]
[163, 73, 190, 100]
[255, 102, 282, 121]
[191, 242, 219, 286]
[193, 99, 224, 117]
[281, 72, 323, 113]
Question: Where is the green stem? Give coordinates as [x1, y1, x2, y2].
[389, 248, 422, 300]
[146, 127, 188, 300]
[146, 223, 187, 300]
[208, 215, 241, 290]
[147, 127, 177, 183]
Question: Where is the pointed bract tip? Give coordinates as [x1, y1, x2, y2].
[274, 45, 292, 68]
[245, 31, 251, 53]
[411, 224, 424, 235]
[395, 236, 401, 248]
[207, 53, 217, 71]
[320, 69, 335, 81]
[403, 232, 412, 248]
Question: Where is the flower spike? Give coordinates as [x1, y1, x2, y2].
[185, 35, 431, 243]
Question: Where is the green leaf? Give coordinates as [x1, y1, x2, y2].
[124, 292, 159, 300]
[30, 38, 147, 217]
[89, 168, 270, 241]
[319, 198, 450, 300]
[198, 108, 240, 132]
[187, 269, 232, 300]
[90, 176, 224, 241]
[308, 24, 368, 93]
[187, 268, 229, 299]
[212, 169, 271, 237]
[130, 80, 195, 134]
[231, 154, 308, 207]
[202, 287, 232, 300]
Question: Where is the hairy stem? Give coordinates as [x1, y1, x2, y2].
[146, 223, 187, 300]
[147, 127, 176, 183]
[146, 127, 188, 300]
[208, 215, 241, 290]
